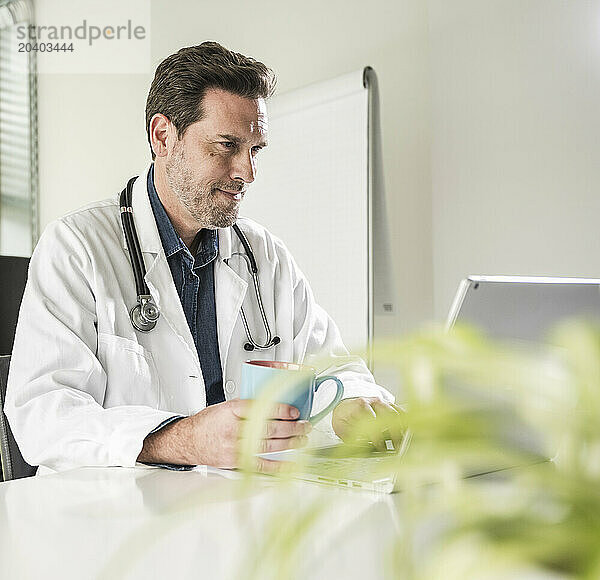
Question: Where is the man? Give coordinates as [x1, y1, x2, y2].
[6, 42, 401, 474]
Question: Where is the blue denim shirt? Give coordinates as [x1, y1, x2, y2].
[146, 166, 225, 406]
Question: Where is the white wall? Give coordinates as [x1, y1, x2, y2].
[430, 0, 600, 319]
[37, 0, 600, 397]
[41, 1, 600, 353]
[37, 0, 433, 348]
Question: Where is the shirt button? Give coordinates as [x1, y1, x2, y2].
[225, 380, 236, 394]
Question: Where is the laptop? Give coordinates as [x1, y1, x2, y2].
[443, 275, 600, 467]
[262, 276, 599, 492]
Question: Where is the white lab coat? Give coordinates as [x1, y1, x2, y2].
[5, 164, 393, 473]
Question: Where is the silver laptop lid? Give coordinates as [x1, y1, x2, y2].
[446, 276, 600, 342]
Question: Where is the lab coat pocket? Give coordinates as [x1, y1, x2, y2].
[97, 333, 160, 409]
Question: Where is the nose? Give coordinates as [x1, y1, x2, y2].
[230, 149, 256, 184]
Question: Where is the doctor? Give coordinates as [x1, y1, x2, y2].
[6, 42, 400, 474]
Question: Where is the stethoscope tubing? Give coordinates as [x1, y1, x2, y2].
[120, 176, 148, 298]
[226, 250, 280, 351]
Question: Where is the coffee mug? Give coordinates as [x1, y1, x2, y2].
[240, 360, 344, 424]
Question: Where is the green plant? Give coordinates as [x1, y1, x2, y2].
[238, 321, 600, 579]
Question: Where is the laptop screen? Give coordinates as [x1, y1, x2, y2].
[447, 276, 600, 343]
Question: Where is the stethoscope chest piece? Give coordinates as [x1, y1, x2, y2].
[130, 294, 160, 332]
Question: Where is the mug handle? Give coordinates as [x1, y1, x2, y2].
[310, 376, 344, 424]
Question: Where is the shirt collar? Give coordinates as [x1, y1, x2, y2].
[147, 164, 218, 268]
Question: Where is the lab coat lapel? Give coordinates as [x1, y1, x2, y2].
[144, 252, 200, 369]
[215, 227, 248, 373]
[127, 164, 200, 371]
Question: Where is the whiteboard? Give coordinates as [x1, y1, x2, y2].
[241, 70, 370, 352]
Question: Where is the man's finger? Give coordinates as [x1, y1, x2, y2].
[254, 456, 296, 475]
[259, 435, 308, 454]
[345, 398, 377, 421]
[264, 419, 311, 439]
[370, 399, 400, 416]
[339, 399, 401, 448]
[270, 403, 301, 421]
[333, 398, 405, 445]
[370, 400, 406, 432]
[229, 398, 250, 419]
[230, 399, 300, 421]
[368, 401, 407, 451]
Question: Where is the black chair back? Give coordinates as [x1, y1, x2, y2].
[0, 255, 29, 355]
[0, 355, 37, 481]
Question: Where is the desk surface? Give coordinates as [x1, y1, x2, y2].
[0, 465, 557, 580]
[0, 466, 404, 580]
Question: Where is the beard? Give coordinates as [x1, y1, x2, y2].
[165, 142, 244, 229]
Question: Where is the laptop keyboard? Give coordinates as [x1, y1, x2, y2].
[305, 456, 394, 481]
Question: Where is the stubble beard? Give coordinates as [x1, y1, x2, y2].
[165, 143, 241, 230]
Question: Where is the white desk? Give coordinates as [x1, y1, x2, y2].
[0, 467, 403, 580]
[0, 465, 557, 580]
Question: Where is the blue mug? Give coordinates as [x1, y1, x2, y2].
[240, 360, 344, 424]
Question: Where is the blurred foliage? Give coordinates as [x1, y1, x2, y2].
[238, 321, 600, 579]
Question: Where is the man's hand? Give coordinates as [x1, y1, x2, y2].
[138, 399, 311, 473]
[332, 397, 406, 451]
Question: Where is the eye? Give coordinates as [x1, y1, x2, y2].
[251, 146, 263, 155]
[221, 141, 236, 149]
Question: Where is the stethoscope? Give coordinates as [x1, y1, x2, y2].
[119, 176, 280, 351]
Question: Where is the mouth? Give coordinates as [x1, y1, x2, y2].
[216, 188, 244, 202]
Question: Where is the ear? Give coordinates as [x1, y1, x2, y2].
[149, 113, 177, 158]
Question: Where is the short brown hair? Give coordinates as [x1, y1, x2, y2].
[145, 42, 276, 158]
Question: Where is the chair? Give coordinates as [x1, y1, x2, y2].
[0, 255, 36, 480]
[0, 355, 37, 481]
[0, 255, 30, 356]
